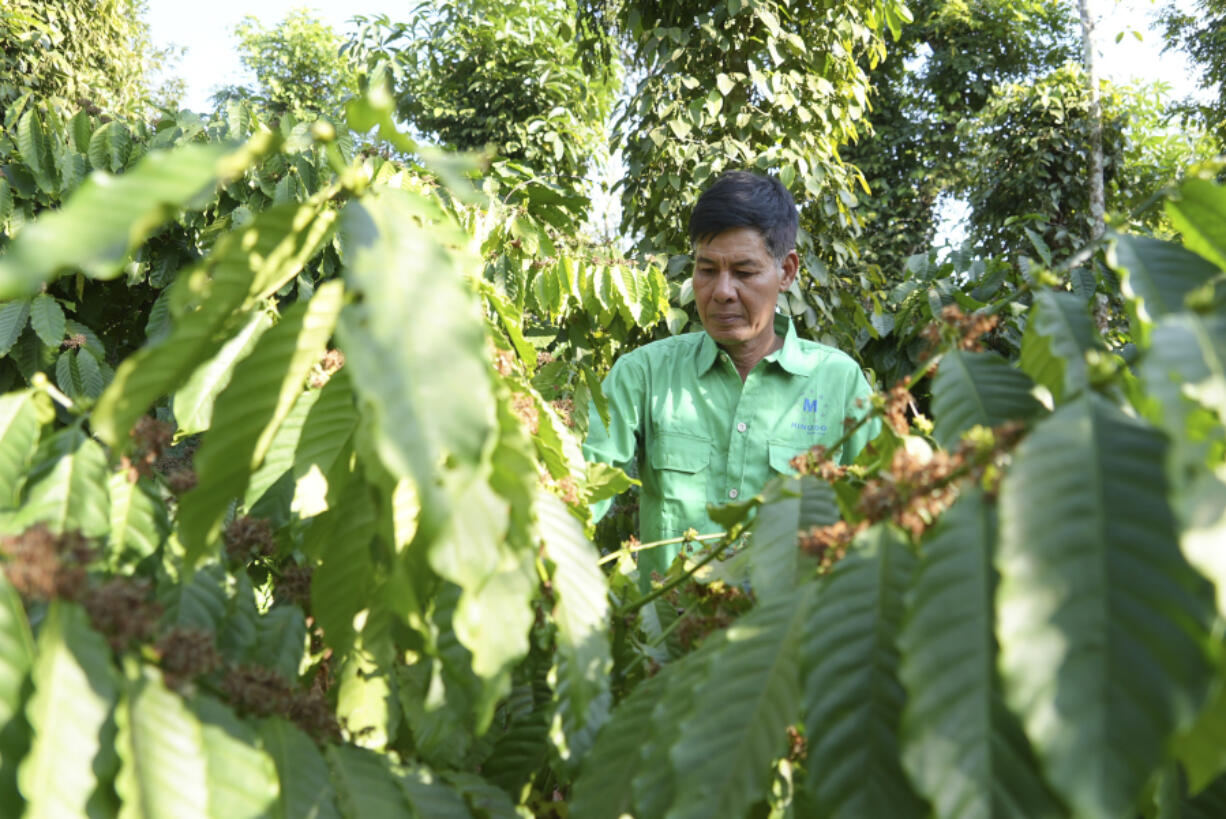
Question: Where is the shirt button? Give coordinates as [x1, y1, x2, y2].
[728, 488, 739, 499]
[736, 422, 747, 433]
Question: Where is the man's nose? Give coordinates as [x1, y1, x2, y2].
[712, 270, 736, 301]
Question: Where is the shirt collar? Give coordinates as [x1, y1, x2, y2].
[696, 313, 807, 377]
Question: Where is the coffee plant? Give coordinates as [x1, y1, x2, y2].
[1, 74, 1226, 819]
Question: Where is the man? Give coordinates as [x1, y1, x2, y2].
[583, 171, 879, 588]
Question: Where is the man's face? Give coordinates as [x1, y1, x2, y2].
[692, 226, 798, 352]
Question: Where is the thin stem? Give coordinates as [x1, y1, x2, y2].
[648, 598, 700, 648]
[598, 532, 725, 566]
[615, 535, 740, 617]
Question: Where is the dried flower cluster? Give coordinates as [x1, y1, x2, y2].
[856, 421, 1027, 538]
[275, 563, 313, 608]
[82, 578, 161, 651]
[122, 415, 174, 482]
[786, 725, 808, 762]
[224, 516, 277, 562]
[797, 520, 865, 572]
[490, 343, 517, 377]
[550, 397, 576, 430]
[60, 333, 88, 351]
[920, 304, 1000, 360]
[308, 349, 346, 389]
[156, 627, 222, 689]
[222, 665, 340, 742]
[0, 525, 93, 600]
[883, 380, 914, 436]
[790, 445, 847, 483]
[510, 392, 540, 436]
[154, 436, 198, 495]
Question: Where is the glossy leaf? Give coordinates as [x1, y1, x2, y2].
[248, 606, 307, 683]
[178, 282, 343, 565]
[1167, 178, 1226, 271]
[0, 573, 34, 808]
[670, 586, 811, 819]
[19, 602, 119, 819]
[17, 428, 110, 537]
[107, 474, 167, 570]
[1110, 235, 1221, 322]
[0, 390, 41, 508]
[751, 475, 840, 598]
[28, 294, 65, 346]
[0, 143, 233, 299]
[1019, 290, 1099, 405]
[535, 491, 611, 765]
[173, 310, 273, 436]
[0, 299, 30, 357]
[899, 490, 1063, 819]
[801, 525, 925, 818]
[258, 718, 342, 819]
[996, 394, 1215, 819]
[931, 350, 1043, 448]
[192, 696, 280, 819]
[337, 187, 494, 539]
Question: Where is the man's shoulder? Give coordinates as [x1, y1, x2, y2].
[617, 331, 706, 369]
[786, 335, 864, 376]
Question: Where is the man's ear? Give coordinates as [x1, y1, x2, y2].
[779, 250, 799, 291]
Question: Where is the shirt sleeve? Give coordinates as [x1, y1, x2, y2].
[840, 365, 880, 466]
[582, 354, 646, 522]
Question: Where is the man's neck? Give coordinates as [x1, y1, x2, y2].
[723, 332, 784, 381]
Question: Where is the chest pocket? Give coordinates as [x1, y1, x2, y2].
[648, 431, 711, 502]
[768, 440, 807, 475]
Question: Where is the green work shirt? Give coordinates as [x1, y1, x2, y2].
[583, 314, 879, 584]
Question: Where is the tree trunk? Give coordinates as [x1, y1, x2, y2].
[1077, 0, 1107, 242]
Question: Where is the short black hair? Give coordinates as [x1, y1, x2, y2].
[688, 171, 798, 260]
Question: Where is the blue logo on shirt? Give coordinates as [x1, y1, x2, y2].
[802, 398, 819, 413]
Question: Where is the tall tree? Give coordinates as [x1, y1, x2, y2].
[1160, 0, 1226, 144]
[212, 9, 359, 121]
[1077, 0, 1107, 241]
[0, 0, 174, 118]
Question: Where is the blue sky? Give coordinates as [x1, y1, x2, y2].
[146, 0, 1204, 114]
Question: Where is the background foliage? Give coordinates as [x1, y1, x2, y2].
[0, 1, 1225, 817]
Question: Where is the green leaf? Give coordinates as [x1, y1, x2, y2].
[19, 602, 119, 819]
[107, 474, 167, 570]
[114, 665, 208, 819]
[325, 744, 413, 817]
[1019, 290, 1099, 405]
[0, 572, 34, 808]
[159, 563, 228, 632]
[0, 143, 233, 300]
[16, 109, 54, 193]
[178, 282, 343, 565]
[801, 525, 925, 818]
[1176, 669, 1226, 794]
[585, 460, 635, 504]
[16, 429, 110, 537]
[248, 606, 306, 683]
[931, 351, 1043, 448]
[257, 718, 342, 819]
[93, 197, 336, 447]
[899, 490, 1063, 819]
[0, 177, 13, 225]
[1166, 178, 1226, 271]
[88, 121, 133, 173]
[569, 674, 668, 819]
[996, 394, 1215, 819]
[750, 475, 839, 598]
[173, 310, 273, 436]
[310, 475, 376, 659]
[193, 696, 280, 818]
[337, 187, 494, 540]
[28, 293, 65, 346]
[396, 765, 474, 817]
[0, 300, 31, 357]
[535, 491, 611, 765]
[670, 587, 811, 819]
[0, 390, 41, 508]
[1110, 235, 1221, 323]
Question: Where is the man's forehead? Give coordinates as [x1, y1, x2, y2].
[693, 226, 772, 260]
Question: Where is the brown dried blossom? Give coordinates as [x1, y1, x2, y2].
[0, 525, 93, 601]
[275, 564, 313, 608]
[60, 333, 88, 351]
[797, 520, 865, 572]
[123, 416, 175, 482]
[510, 392, 540, 436]
[550, 397, 576, 430]
[222, 665, 340, 743]
[786, 726, 808, 762]
[308, 349, 346, 389]
[884, 380, 915, 436]
[536, 351, 555, 367]
[491, 344, 517, 377]
[164, 467, 198, 494]
[920, 304, 1001, 360]
[156, 627, 221, 688]
[790, 445, 847, 483]
[224, 516, 277, 562]
[82, 578, 161, 651]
